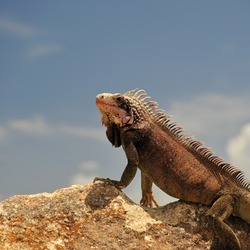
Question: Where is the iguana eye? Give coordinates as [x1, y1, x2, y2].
[116, 97, 123, 102]
[119, 102, 128, 110]
[116, 97, 129, 111]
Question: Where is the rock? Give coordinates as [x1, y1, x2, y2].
[0, 183, 249, 249]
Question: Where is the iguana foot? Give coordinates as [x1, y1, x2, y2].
[140, 192, 160, 208]
[93, 177, 126, 189]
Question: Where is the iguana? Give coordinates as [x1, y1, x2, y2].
[94, 88, 250, 249]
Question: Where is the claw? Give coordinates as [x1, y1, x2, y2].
[140, 192, 160, 208]
[93, 177, 108, 183]
[93, 177, 114, 186]
[152, 196, 160, 208]
[93, 177, 125, 189]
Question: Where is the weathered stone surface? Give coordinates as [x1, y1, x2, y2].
[0, 183, 249, 249]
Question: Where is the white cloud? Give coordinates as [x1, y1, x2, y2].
[227, 123, 250, 177]
[78, 160, 100, 171]
[0, 16, 64, 59]
[0, 16, 40, 38]
[69, 161, 100, 185]
[60, 124, 104, 141]
[9, 116, 52, 136]
[26, 44, 64, 59]
[167, 93, 250, 140]
[7, 115, 105, 141]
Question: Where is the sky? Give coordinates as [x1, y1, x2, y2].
[0, 1, 250, 205]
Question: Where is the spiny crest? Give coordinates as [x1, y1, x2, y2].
[124, 88, 250, 190]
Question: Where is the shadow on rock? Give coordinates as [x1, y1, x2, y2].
[85, 182, 121, 210]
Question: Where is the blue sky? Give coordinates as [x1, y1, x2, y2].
[1, 1, 250, 204]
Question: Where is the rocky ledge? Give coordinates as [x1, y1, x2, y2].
[0, 183, 249, 249]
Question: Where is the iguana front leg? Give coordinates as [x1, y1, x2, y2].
[140, 173, 159, 207]
[94, 141, 138, 189]
[208, 194, 241, 250]
[93, 164, 137, 189]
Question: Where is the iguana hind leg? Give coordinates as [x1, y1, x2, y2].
[140, 173, 160, 207]
[208, 194, 241, 250]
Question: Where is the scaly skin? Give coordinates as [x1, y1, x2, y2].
[94, 89, 250, 249]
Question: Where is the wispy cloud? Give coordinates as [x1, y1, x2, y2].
[7, 115, 104, 141]
[9, 116, 52, 136]
[227, 123, 250, 175]
[26, 44, 64, 59]
[60, 124, 104, 141]
[69, 161, 100, 185]
[0, 16, 41, 38]
[168, 93, 250, 140]
[0, 15, 64, 59]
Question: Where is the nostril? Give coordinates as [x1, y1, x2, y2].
[96, 93, 112, 101]
[96, 94, 104, 99]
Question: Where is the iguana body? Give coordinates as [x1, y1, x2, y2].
[94, 89, 250, 249]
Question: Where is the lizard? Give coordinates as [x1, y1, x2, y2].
[94, 88, 250, 249]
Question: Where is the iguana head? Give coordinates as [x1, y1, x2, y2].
[96, 92, 135, 127]
[96, 89, 157, 147]
[96, 89, 156, 127]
